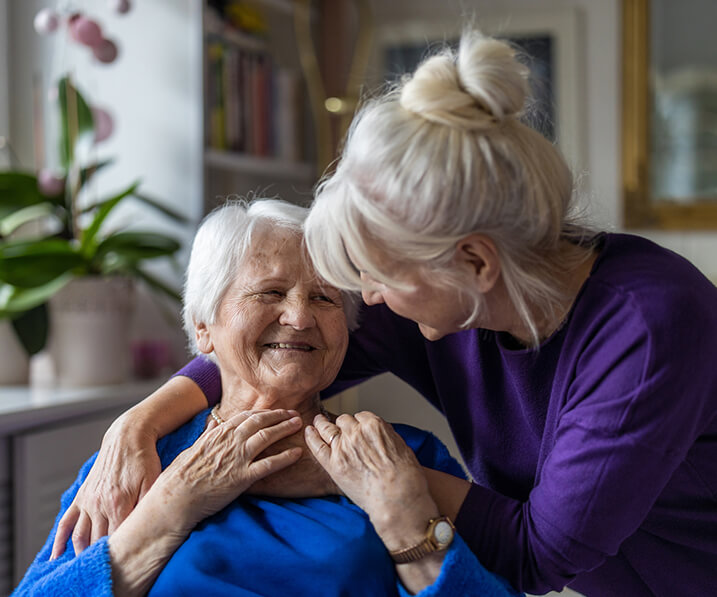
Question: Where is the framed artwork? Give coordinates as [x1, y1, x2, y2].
[622, 0, 717, 229]
[374, 8, 584, 170]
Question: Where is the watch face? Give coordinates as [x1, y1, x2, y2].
[433, 520, 454, 547]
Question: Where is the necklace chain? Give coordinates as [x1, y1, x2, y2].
[211, 401, 327, 426]
[210, 405, 225, 425]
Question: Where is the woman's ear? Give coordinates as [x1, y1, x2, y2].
[455, 234, 501, 293]
[194, 321, 214, 354]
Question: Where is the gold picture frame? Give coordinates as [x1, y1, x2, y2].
[622, 0, 717, 229]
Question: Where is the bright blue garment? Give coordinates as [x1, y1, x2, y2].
[13, 409, 520, 596]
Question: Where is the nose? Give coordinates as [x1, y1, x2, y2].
[360, 271, 385, 306]
[278, 297, 316, 330]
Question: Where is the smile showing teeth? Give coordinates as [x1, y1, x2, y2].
[265, 343, 314, 351]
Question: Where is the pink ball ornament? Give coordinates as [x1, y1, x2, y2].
[33, 8, 60, 35]
[37, 169, 66, 197]
[91, 107, 114, 143]
[69, 16, 103, 47]
[109, 0, 132, 15]
[93, 38, 119, 64]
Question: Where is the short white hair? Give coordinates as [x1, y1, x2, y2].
[305, 29, 594, 346]
[183, 198, 359, 358]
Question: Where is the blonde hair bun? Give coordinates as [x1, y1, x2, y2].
[400, 30, 530, 129]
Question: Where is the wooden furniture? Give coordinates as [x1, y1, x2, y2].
[0, 380, 161, 594]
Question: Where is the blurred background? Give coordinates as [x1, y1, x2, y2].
[1, 1, 716, 594]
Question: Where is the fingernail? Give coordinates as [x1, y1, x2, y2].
[290, 416, 302, 424]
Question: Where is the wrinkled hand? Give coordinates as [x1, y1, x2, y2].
[305, 412, 439, 544]
[246, 426, 340, 498]
[51, 414, 162, 560]
[153, 409, 303, 529]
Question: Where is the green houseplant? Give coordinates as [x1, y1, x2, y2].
[0, 76, 186, 363]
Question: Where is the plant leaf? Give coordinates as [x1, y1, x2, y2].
[0, 238, 85, 287]
[94, 231, 181, 266]
[58, 77, 95, 169]
[80, 182, 140, 254]
[130, 266, 182, 302]
[0, 171, 65, 223]
[10, 303, 49, 355]
[79, 159, 113, 189]
[130, 192, 190, 224]
[0, 202, 58, 237]
[0, 274, 72, 315]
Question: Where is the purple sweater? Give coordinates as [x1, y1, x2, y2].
[177, 233, 717, 596]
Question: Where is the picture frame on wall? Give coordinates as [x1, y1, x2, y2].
[374, 8, 584, 172]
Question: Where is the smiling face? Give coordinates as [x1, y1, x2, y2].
[195, 226, 349, 409]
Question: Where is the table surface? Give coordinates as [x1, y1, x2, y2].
[0, 379, 163, 434]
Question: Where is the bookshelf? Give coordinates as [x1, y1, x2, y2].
[202, 0, 318, 212]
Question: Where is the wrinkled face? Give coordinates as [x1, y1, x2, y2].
[197, 227, 349, 399]
[354, 247, 473, 341]
[359, 268, 471, 341]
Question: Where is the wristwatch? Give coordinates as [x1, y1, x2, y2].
[389, 516, 456, 564]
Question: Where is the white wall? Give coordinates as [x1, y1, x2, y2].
[8, 0, 204, 365]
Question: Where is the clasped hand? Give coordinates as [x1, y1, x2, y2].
[305, 412, 440, 546]
[51, 409, 302, 559]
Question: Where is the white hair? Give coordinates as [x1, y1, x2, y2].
[183, 198, 359, 359]
[305, 29, 595, 346]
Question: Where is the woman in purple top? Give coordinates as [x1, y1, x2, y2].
[52, 30, 717, 595]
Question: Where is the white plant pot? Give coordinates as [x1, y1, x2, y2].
[0, 319, 30, 385]
[49, 277, 134, 387]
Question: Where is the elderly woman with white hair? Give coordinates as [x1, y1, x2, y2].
[16, 199, 517, 596]
[50, 30, 717, 596]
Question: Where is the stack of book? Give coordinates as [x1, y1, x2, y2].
[205, 41, 305, 162]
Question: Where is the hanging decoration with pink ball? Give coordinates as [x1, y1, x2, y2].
[32, 4, 127, 65]
[109, 0, 132, 15]
[33, 8, 60, 35]
[90, 106, 114, 143]
[93, 39, 119, 64]
[68, 14, 103, 47]
[36, 168, 66, 196]
[29, 0, 137, 186]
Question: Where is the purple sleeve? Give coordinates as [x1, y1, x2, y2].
[455, 285, 717, 594]
[174, 356, 222, 406]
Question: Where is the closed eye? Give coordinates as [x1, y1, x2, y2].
[262, 290, 284, 298]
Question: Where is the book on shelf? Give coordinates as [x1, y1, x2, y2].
[204, 40, 306, 163]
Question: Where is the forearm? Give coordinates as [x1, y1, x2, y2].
[120, 376, 208, 440]
[422, 467, 471, 521]
[383, 468, 471, 593]
[108, 485, 194, 596]
[371, 498, 446, 594]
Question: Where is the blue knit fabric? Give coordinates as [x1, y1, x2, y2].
[13, 410, 520, 596]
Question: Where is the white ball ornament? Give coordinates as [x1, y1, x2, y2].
[33, 8, 60, 35]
